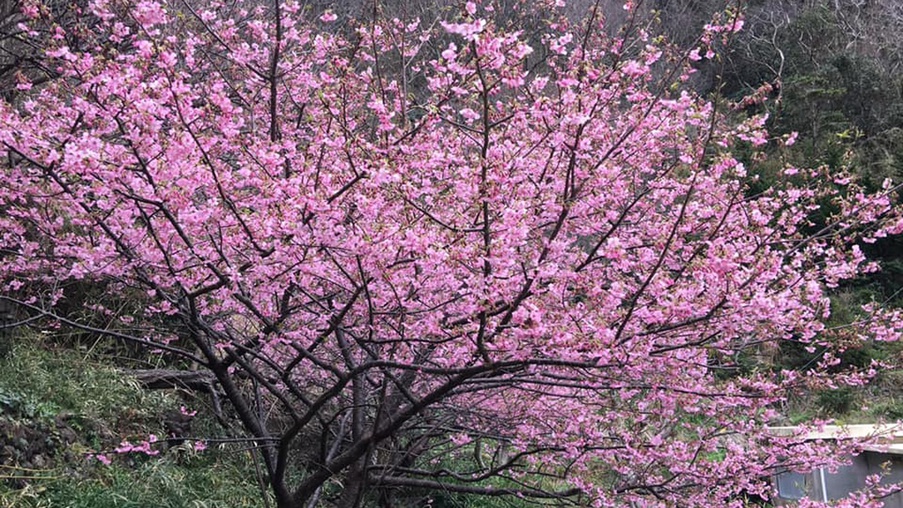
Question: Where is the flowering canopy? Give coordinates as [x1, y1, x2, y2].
[1, 0, 902, 506]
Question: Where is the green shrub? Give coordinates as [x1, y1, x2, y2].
[816, 387, 856, 415]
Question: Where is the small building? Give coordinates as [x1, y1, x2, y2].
[769, 425, 903, 506]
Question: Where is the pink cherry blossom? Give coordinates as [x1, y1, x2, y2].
[2, 1, 901, 506]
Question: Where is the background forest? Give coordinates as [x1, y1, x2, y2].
[1, 0, 903, 506]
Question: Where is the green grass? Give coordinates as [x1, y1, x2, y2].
[0, 337, 270, 508]
[15, 454, 270, 508]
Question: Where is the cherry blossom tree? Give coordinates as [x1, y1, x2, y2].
[1, 0, 902, 506]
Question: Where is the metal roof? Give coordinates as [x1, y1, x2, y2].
[767, 424, 903, 455]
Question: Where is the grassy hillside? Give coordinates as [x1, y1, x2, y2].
[0, 336, 270, 508]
